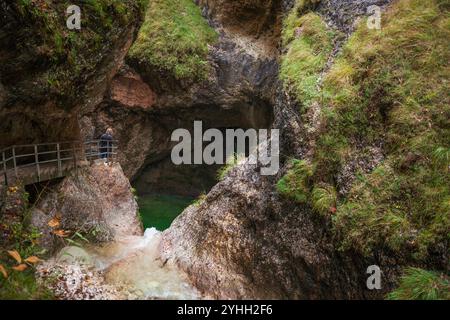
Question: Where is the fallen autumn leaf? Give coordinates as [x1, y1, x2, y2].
[25, 256, 41, 264]
[53, 229, 70, 237]
[7, 250, 22, 264]
[12, 264, 27, 272]
[48, 217, 60, 228]
[0, 264, 7, 278]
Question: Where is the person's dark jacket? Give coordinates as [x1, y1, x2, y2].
[100, 133, 113, 155]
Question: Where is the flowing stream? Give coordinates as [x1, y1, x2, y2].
[92, 228, 199, 299]
[55, 227, 200, 299]
[41, 192, 199, 299]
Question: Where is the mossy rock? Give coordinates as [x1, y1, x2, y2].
[127, 0, 218, 85]
[1, 0, 145, 108]
[307, 0, 449, 260]
[277, 159, 314, 203]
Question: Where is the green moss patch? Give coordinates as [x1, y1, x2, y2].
[128, 0, 218, 82]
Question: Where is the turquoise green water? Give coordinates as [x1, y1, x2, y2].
[138, 194, 194, 231]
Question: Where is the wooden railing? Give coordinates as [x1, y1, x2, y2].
[0, 140, 118, 186]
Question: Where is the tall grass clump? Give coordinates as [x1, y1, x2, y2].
[387, 268, 450, 300]
[278, 0, 449, 261]
[280, 7, 334, 111]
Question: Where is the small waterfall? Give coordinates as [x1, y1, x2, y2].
[55, 228, 200, 300]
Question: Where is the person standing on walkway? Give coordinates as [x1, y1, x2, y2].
[100, 128, 114, 162]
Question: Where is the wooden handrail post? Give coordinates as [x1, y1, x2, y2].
[57, 143, 62, 176]
[34, 145, 41, 182]
[107, 140, 110, 163]
[12, 147, 18, 178]
[2, 151, 7, 186]
[72, 143, 78, 176]
[72, 143, 77, 166]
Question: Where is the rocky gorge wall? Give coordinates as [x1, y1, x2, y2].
[0, 1, 144, 149]
[80, 0, 280, 195]
[74, 0, 442, 299]
[158, 0, 448, 300]
[1, 0, 447, 300]
[159, 0, 450, 299]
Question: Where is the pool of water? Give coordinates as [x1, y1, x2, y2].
[137, 194, 194, 231]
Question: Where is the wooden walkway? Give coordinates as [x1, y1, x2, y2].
[0, 140, 118, 186]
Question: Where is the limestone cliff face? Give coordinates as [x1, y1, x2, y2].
[159, 91, 381, 299]
[82, 0, 280, 194]
[0, 1, 143, 148]
[31, 163, 143, 253]
[0, 1, 145, 257]
[158, 0, 404, 299]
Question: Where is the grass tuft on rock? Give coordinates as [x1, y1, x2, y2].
[278, 0, 449, 262]
[280, 7, 334, 111]
[387, 268, 450, 300]
[128, 0, 218, 82]
[277, 160, 313, 203]
[311, 184, 337, 215]
[316, 0, 450, 259]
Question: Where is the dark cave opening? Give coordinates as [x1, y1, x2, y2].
[132, 99, 275, 230]
[133, 98, 274, 197]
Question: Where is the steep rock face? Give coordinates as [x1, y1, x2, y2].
[31, 163, 142, 253]
[83, 1, 280, 193]
[80, 65, 167, 180]
[198, 0, 281, 42]
[317, 0, 392, 33]
[142, 0, 281, 110]
[159, 0, 403, 299]
[0, 1, 143, 148]
[160, 91, 391, 299]
[109, 67, 156, 111]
